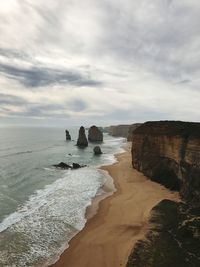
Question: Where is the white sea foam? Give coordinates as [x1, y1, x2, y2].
[0, 128, 125, 267]
[0, 168, 109, 267]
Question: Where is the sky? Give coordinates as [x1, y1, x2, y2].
[0, 0, 200, 127]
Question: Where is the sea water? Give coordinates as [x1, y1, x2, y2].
[0, 127, 125, 267]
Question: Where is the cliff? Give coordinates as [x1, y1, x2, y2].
[132, 121, 200, 203]
[127, 121, 200, 267]
[105, 124, 130, 138]
[105, 124, 141, 140]
[127, 199, 200, 267]
[127, 123, 142, 141]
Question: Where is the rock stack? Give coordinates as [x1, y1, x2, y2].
[88, 125, 103, 142]
[65, 130, 71, 140]
[93, 146, 102, 155]
[76, 126, 88, 148]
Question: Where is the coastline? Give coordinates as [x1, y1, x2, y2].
[50, 145, 179, 267]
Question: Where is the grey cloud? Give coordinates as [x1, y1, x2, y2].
[0, 0, 200, 125]
[176, 79, 191, 84]
[105, 106, 171, 123]
[3, 103, 68, 118]
[0, 93, 28, 106]
[68, 99, 88, 112]
[0, 63, 102, 88]
[0, 48, 29, 61]
[1, 99, 88, 118]
[97, 0, 200, 83]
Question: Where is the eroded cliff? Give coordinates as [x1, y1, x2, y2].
[105, 123, 141, 140]
[127, 121, 200, 267]
[132, 121, 200, 203]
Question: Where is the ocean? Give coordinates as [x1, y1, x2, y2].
[0, 127, 125, 267]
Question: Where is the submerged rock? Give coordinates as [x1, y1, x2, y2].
[72, 163, 80, 169]
[88, 125, 103, 142]
[77, 126, 88, 148]
[53, 162, 72, 169]
[72, 163, 87, 169]
[65, 130, 71, 140]
[53, 162, 86, 170]
[93, 146, 102, 155]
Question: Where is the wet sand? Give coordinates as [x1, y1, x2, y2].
[50, 147, 179, 267]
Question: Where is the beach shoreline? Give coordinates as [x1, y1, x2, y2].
[50, 144, 179, 267]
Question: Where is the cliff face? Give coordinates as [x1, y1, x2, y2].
[105, 124, 130, 138]
[132, 121, 200, 203]
[127, 121, 200, 267]
[106, 124, 141, 140]
[126, 199, 200, 267]
[127, 123, 142, 141]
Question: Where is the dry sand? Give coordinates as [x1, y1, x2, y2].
[50, 146, 179, 267]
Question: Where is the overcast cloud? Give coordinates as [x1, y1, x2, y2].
[0, 0, 200, 126]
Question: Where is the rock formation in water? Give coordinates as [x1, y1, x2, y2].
[127, 121, 200, 267]
[65, 130, 71, 140]
[88, 126, 103, 142]
[105, 123, 141, 140]
[76, 126, 88, 148]
[53, 162, 86, 169]
[93, 146, 102, 155]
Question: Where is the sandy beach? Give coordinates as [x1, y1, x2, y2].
[50, 146, 179, 267]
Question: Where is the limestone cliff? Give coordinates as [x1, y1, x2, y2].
[105, 124, 130, 138]
[132, 121, 200, 203]
[127, 121, 200, 267]
[105, 124, 141, 140]
[127, 123, 142, 141]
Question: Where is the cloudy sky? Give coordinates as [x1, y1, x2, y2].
[0, 0, 200, 127]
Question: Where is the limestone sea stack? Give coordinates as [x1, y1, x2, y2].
[88, 125, 103, 142]
[65, 130, 71, 140]
[76, 126, 88, 148]
[93, 146, 102, 155]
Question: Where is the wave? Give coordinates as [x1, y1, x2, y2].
[0, 168, 108, 267]
[0, 150, 33, 158]
[0, 144, 63, 158]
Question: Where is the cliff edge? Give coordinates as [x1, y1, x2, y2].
[132, 121, 200, 203]
[127, 121, 200, 267]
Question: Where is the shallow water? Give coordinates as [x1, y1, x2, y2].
[0, 127, 125, 267]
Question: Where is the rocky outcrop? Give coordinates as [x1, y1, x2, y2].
[65, 130, 71, 140]
[88, 126, 103, 142]
[76, 126, 88, 148]
[105, 123, 141, 140]
[53, 162, 86, 169]
[93, 146, 102, 155]
[127, 121, 200, 267]
[126, 199, 200, 267]
[132, 121, 200, 203]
